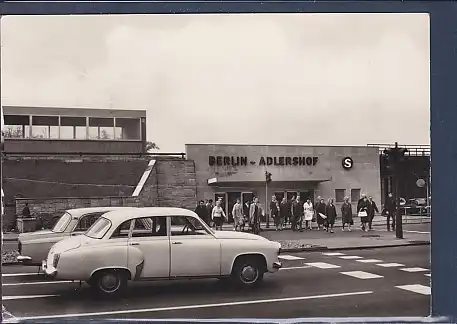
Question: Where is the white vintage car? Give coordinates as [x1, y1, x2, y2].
[42, 207, 282, 296]
[18, 207, 137, 265]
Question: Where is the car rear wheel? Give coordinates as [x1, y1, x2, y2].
[232, 256, 265, 287]
[91, 269, 128, 297]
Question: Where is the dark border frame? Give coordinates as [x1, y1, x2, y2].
[1, 0, 455, 321]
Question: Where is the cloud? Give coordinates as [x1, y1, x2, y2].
[1, 14, 430, 151]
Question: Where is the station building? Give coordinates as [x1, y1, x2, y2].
[186, 144, 381, 222]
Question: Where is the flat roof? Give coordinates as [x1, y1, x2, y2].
[185, 143, 378, 149]
[3, 106, 146, 119]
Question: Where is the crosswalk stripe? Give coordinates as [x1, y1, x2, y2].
[2, 273, 41, 277]
[3, 294, 59, 301]
[339, 256, 363, 260]
[322, 252, 345, 256]
[341, 271, 383, 279]
[396, 284, 431, 295]
[278, 255, 305, 261]
[280, 266, 312, 271]
[3, 281, 73, 287]
[356, 259, 383, 263]
[305, 262, 341, 269]
[376, 263, 405, 268]
[400, 267, 429, 273]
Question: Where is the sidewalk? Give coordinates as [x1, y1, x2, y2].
[221, 215, 430, 232]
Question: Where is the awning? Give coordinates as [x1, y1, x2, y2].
[208, 171, 331, 186]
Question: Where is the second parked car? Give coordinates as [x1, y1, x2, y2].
[18, 207, 137, 265]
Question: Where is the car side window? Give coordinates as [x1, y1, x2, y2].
[132, 217, 167, 238]
[110, 220, 132, 239]
[170, 215, 209, 236]
[75, 213, 103, 232]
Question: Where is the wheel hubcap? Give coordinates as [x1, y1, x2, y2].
[240, 265, 258, 283]
[100, 274, 119, 292]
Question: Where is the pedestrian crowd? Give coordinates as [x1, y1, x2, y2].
[194, 192, 398, 234]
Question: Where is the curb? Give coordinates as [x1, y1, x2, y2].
[280, 241, 430, 253]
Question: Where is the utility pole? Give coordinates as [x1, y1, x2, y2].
[265, 171, 272, 229]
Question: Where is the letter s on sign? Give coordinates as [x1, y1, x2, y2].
[342, 157, 353, 170]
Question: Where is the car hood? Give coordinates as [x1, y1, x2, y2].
[214, 231, 267, 240]
[19, 229, 58, 241]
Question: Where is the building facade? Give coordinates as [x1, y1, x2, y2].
[186, 144, 381, 222]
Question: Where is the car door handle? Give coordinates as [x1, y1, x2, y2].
[172, 241, 182, 245]
[130, 242, 140, 246]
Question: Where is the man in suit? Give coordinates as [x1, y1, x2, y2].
[367, 196, 379, 231]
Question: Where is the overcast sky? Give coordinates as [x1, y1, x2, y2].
[1, 14, 430, 152]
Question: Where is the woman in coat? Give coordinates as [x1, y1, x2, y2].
[357, 195, 370, 231]
[341, 196, 353, 231]
[325, 198, 337, 233]
[232, 198, 244, 232]
[315, 198, 326, 231]
[303, 198, 314, 230]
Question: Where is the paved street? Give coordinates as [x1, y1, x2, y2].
[2, 245, 430, 320]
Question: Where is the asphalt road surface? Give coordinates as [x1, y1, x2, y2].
[2, 245, 430, 320]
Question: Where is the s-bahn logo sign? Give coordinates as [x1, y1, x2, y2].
[208, 155, 319, 167]
[342, 157, 353, 170]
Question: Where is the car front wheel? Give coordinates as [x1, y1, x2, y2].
[91, 269, 128, 297]
[232, 257, 265, 287]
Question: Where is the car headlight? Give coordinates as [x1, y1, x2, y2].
[53, 253, 60, 268]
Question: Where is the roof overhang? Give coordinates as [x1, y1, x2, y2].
[207, 173, 332, 186]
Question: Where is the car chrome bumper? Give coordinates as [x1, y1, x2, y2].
[41, 260, 57, 278]
[17, 255, 33, 263]
[273, 261, 282, 269]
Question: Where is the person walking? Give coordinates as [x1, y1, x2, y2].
[269, 195, 281, 231]
[291, 195, 304, 232]
[325, 198, 337, 233]
[195, 200, 210, 226]
[206, 199, 214, 227]
[315, 197, 326, 230]
[384, 192, 396, 231]
[279, 197, 288, 231]
[367, 196, 379, 231]
[341, 197, 353, 231]
[357, 195, 370, 231]
[303, 198, 314, 230]
[242, 199, 250, 232]
[212, 200, 227, 231]
[232, 198, 244, 232]
[249, 197, 264, 235]
[357, 193, 367, 229]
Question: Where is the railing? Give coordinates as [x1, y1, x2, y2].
[367, 144, 430, 157]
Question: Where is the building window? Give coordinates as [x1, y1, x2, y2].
[3, 115, 30, 138]
[88, 117, 115, 140]
[351, 189, 361, 202]
[335, 189, 346, 203]
[60, 117, 87, 140]
[31, 116, 59, 139]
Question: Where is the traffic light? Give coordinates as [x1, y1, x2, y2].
[265, 171, 272, 183]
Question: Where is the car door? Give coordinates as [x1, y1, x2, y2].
[169, 215, 221, 278]
[127, 216, 170, 279]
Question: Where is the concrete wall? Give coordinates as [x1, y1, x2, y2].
[4, 139, 143, 153]
[186, 144, 381, 211]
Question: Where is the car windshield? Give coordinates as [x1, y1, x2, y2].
[186, 216, 214, 235]
[51, 212, 72, 233]
[85, 217, 112, 239]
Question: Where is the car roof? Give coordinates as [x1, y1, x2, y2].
[66, 206, 138, 218]
[102, 207, 196, 226]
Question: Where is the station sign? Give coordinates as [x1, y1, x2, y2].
[208, 155, 319, 167]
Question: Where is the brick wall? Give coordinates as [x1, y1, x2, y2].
[7, 158, 198, 230]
